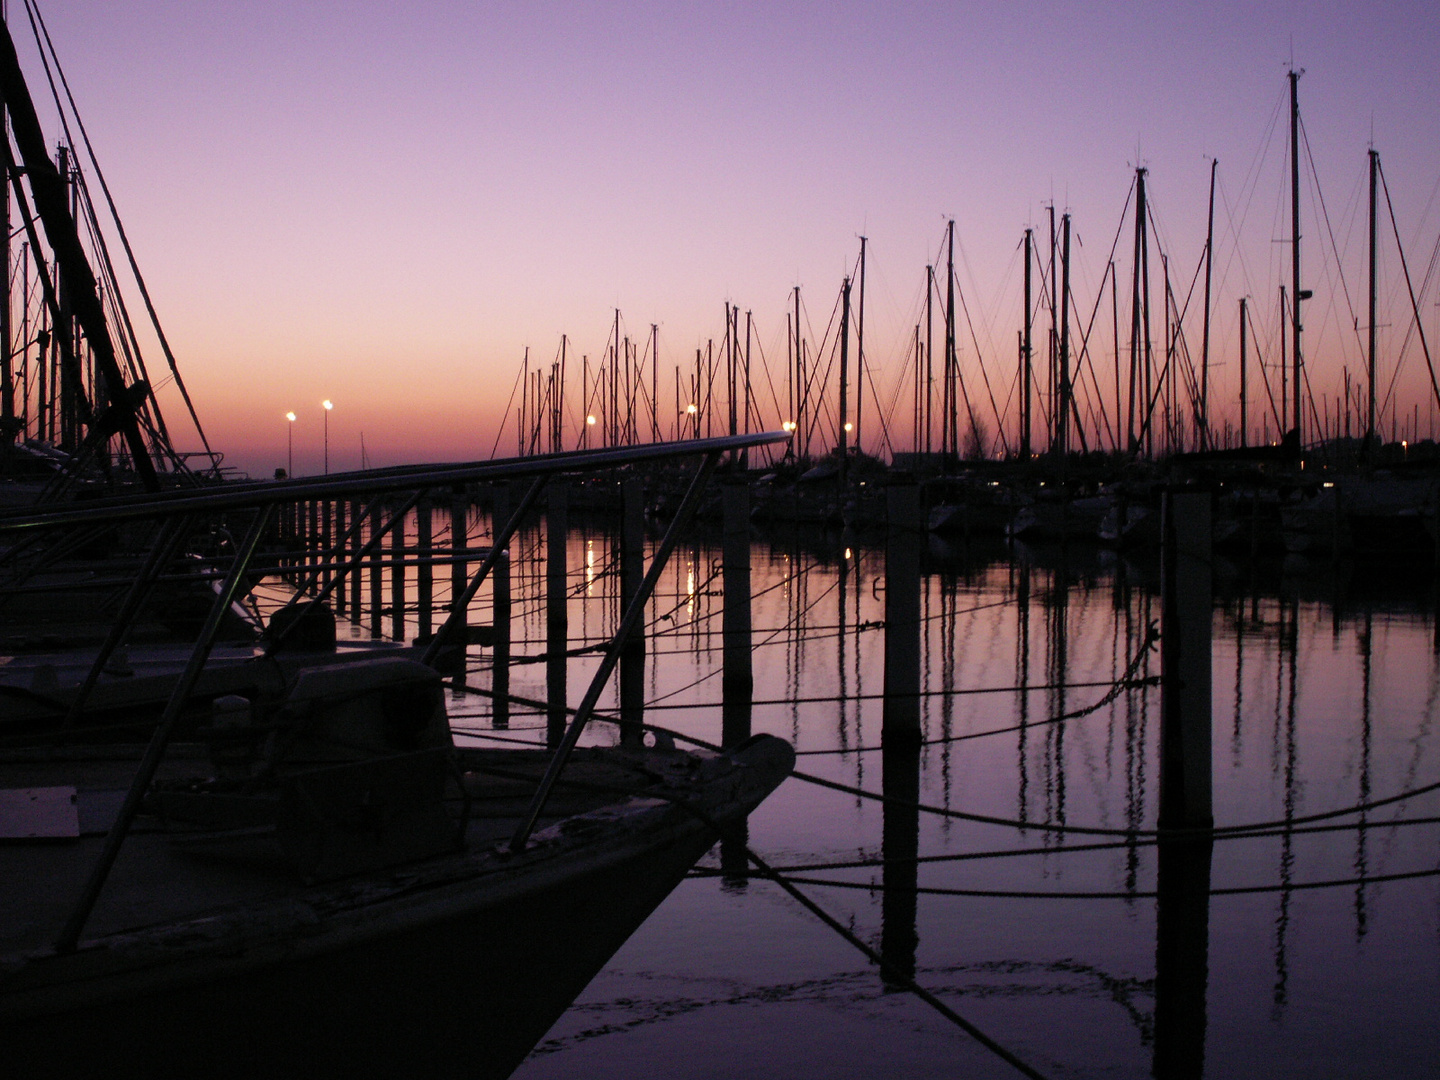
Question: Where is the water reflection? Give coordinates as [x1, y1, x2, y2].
[461, 521, 1440, 1080]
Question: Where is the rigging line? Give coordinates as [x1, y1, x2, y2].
[1378, 161, 1440, 413]
[860, 352, 895, 458]
[954, 270, 1010, 456]
[643, 573, 844, 707]
[737, 844, 1052, 1080]
[789, 764, 1440, 841]
[1248, 301, 1285, 434]
[24, 0, 213, 463]
[1298, 113, 1369, 369]
[488, 359, 527, 459]
[1379, 229, 1440, 423]
[701, 864, 1440, 902]
[700, 813, 1440, 877]
[642, 675, 1143, 715]
[1075, 180, 1136, 452]
[790, 681, 1158, 755]
[521, 759, 1051, 1080]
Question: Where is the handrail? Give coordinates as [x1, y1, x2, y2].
[0, 433, 790, 531]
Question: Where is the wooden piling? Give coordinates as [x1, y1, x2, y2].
[390, 503, 406, 642]
[883, 477, 922, 745]
[722, 477, 753, 747]
[1152, 832, 1213, 1079]
[546, 484, 569, 748]
[881, 737, 921, 984]
[1160, 490, 1213, 828]
[416, 498, 432, 640]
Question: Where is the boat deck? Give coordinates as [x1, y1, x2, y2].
[0, 743, 673, 958]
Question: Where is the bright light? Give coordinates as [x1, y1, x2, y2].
[843, 422, 853, 432]
[586, 415, 597, 425]
[322, 399, 333, 411]
[844, 547, 853, 560]
[781, 420, 796, 433]
[285, 411, 296, 422]
[686, 404, 698, 415]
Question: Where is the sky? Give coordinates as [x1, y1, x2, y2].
[16, 1, 1440, 475]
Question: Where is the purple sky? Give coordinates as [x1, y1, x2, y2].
[24, 1, 1440, 474]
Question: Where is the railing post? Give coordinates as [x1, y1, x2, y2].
[449, 483, 466, 622]
[1160, 489, 1213, 828]
[883, 476, 922, 745]
[390, 502, 406, 641]
[722, 476, 753, 747]
[348, 498, 363, 622]
[334, 500, 348, 618]
[547, 483, 569, 748]
[619, 477, 646, 745]
[368, 500, 383, 639]
[416, 496, 432, 640]
[492, 484, 512, 727]
[320, 499, 332, 595]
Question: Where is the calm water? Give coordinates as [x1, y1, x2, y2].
[370, 509, 1440, 1078]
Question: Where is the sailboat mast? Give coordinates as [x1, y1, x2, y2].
[925, 265, 934, 460]
[856, 235, 866, 457]
[1056, 213, 1071, 457]
[1022, 230, 1033, 459]
[945, 220, 957, 461]
[1290, 69, 1304, 442]
[839, 275, 851, 486]
[1201, 158, 1217, 450]
[1367, 146, 1378, 447]
[1239, 298, 1248, 448]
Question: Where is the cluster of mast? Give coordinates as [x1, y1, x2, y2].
[511, 72, 1435, 466]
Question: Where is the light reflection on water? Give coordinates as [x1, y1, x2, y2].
[431, 515, 1440, 1079]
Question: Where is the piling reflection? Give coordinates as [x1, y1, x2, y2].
[1151, 833, 1214, 1080]
[881, 736, 921, 987]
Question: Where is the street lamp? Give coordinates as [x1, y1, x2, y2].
[322, 400, 333, 474]
[286, 411, 298, 475]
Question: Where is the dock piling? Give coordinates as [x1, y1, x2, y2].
[416, 497, 432, 639]
[1159, 490, 1213, 828]
[722, 477, 753, 747]
[883, 476, 922, 745]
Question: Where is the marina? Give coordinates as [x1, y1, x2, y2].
[1, 2, 1439, 1076]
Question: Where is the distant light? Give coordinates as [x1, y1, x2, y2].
[322, 399, 333, 411]
[781, 420, 797, 432]
[285, 411, 296, 422]
[1322, 481, 1334, 488]
[686, 404, 698, 415]
[1403, 440, 1409, 449]
[586, 415, 597, 425]
[844, 548, 852, 560]
[843, 422, 853, 432]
